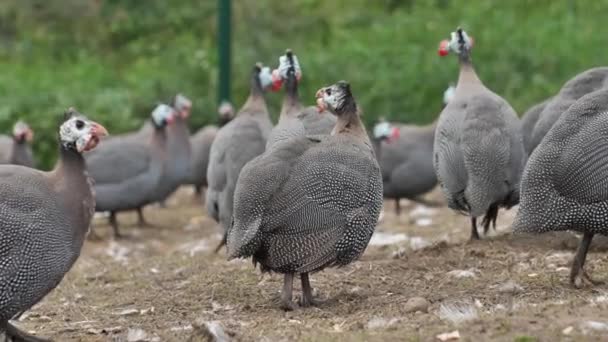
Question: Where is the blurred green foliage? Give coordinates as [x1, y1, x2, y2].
[0, 0, 606, 168]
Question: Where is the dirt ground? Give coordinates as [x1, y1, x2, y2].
[12, 187, 608, 341]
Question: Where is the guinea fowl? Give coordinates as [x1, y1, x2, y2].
[188, 101, 235, 197]
[528, 67, 608, 153]
[521, 98, 551, 156]
[152, 94, 193, 207]
[206, 63, 274, 252]
[513, 87, 608, 288]
[0, 121, 35, 168]
[372, 85, 454, 215]
[86, 104, 174, 237]
[0, 109, 107, 341]
[433, 28, 525, 240]
[227, 81, 382, 310]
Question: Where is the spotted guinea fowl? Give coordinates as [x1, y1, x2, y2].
[227, 80, 382, 310]
[206, 63, 274, 252]
[513, 87, 608, 288]
[528, 67, 608, 153]
[188, 101, 235, 198]
[151, 94, 193, 206]
[0, 121, 35, 168]
[433, 28, 525, 240]
[86, 104, 174, 237]
[0, 109, 107, 341]
[521, 98, 551, 156]
[372, 85, 454, 215]
[266, 49, 336, 149]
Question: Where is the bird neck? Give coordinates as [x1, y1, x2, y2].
[457, 55, 482, 86]
[52, 144, 94, 234]
[279, 74, 302, 121]
[332, 102, 367, 139]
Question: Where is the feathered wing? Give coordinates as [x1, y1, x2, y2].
[434, 108, 469, 212]
[229, 136, 382, 273]
[553, 111, 608, 204]
[460, 94, 513, 217]
[0, 169, 72, 319]
[206, 125, 231, 221]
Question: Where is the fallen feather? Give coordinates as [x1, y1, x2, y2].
[436, 330, 460, 341]
[447, 268, 478, 279]
[438, 302, 478, 324]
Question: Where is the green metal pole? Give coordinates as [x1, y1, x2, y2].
[218, 0, 231, 104]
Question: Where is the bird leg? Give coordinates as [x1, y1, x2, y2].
[213, 232, 227, 254]
[300, 273, 322, 307]
[395, 198, 401, 216]
[570, 232, 603, 288]
[280, 273, 297, 311]
[5, 322, 50, 342]
[136, 207, 154, 228]
[109, 212, 123, 239]
[470, 217, 480, 240]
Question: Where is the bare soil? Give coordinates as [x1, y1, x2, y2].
[13, 188, 608, 341]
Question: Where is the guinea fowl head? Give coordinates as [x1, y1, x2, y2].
[151, 103, 176, 128]
[12, 120, 34, 144]
[315, 81, 356, 116]
[438, 27, 474, 58]
[217, 100, 235, 124]
[253, 62, 273, 92]
[270, 49, 302, 92]
[373, 120, 400, 143]
[60, 108, 108, 153]
[173, 94, 192, 119]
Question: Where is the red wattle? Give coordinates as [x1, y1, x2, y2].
[438, 40, 449, 56]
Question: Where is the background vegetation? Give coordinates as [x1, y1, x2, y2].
[0, 0, 605, 168]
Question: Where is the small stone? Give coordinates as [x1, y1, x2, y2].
[447, 269, 478, 279]
[580, 320, 608, 334]
[192, 320, 229, 342]
[404, 297, 430, 313]
[562, 326, 574, 335]
[366, 317, 400, 329]
[140, 307, 155, 315]
[436, 330, 460, 341]
[38, 315, 52, 322]
[497, 280, 523, 294]
[127, 328, 149, 342]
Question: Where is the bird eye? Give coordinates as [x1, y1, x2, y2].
[325, 88, 332, 96]
[75, 120, 85, 130]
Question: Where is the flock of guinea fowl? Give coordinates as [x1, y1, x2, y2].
[1, 26, 608, 339]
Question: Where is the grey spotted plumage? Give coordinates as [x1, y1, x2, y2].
[0, 121, 35, 168]
[227, 80, 382, 310]
[529, 67, 608, 153]
[433, 28, 525, 240]
[0, 109, 106, 341]
[206, 64, 274, 252]
[513, 87, 608, 288]
[85, 105, 173, 237]
[521, 98, 551, 156]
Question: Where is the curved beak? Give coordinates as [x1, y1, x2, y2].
[91, 122, 109, 138]
[315, 88, 326, 113]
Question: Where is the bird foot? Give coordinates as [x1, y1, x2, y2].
[572, 269, 603, 289]
[300, 295, 323, 308]
[6, 322, 50, 342]
[280, 297, 297, 311]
